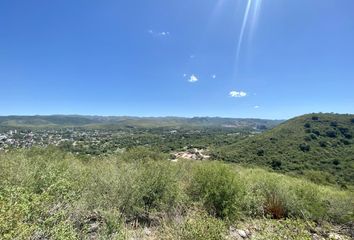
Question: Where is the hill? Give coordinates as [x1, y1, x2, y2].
[0, 115, 282, 130]
[212, 113, 354, 186]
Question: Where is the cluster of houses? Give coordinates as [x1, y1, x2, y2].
[0, 128, 114, 152]
[171, 148, 210, 161]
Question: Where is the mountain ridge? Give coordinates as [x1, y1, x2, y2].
[0, 115, 283, 129]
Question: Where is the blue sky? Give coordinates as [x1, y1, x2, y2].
[0, 0, 353, 119]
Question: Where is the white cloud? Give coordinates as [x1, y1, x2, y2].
[188, 74, 198, 83]
[212, 74, 216, 79]
[254, 105, 260, 109]
[148, 30, 170, 37]
[229, 90, 247, 98]
[158, 31, 170, 36]
[183, 73, 187, 77]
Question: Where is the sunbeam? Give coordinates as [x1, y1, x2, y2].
[235, 0, 252, 70]
[235, 0, 263, 76]
[249, 0, 263, 40]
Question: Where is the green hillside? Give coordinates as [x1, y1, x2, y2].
[212, 113, 354, 186]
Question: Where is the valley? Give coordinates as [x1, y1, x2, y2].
[0, 113, 353, 239]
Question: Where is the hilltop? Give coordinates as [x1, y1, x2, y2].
[212, 113, 354, 186]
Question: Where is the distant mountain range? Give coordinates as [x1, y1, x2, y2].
[0, 115, 283, 129]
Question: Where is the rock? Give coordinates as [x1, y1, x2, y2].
[143, 227, 152, 236]
[328, 233, 343, 240]
[312, 233, 325, 240]
[237, 229, 248, 238]
[31, 231, 48, 240]
[89, 232, 98, 240]
[229, 227, 243, 240]
[88, 222, 100, 233]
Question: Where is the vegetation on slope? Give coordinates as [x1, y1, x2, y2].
[212, 113, 354, 187]
[0, 147, 353, 239]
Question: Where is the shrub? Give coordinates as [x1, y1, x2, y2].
[311, 116, 319, 121]
[324, 190, 354, 223]
[264, 189, 288, 219]
[290, 182, 326, 220]
[310, 133, 317, 140]
[242, 170, 335, 222]
[304, 136, 311, 142]
[332, 159, 340, 165]
[244, 175, 290, 219]
[180, 211, 226, 240]
[339, 128, 352, 139]
[340, 139, 350, 145]
[83, 160, 182, 223]
[189, 162, 244, 220]
[271, 160, 282, 170]
[344, 133, 352, 139]
[121, 146, 167, 163]
[304, 123, 311, 128]
[257, 149, 265, 156]
[326, 130, 337, 138]
[303, 170, 335, 185]
[100, 210, 126, 238]
[330, 121, 338, 127]
[312, 129, 321, 136]
[299, 143, 310, 152]
[136, 161, 181, 213]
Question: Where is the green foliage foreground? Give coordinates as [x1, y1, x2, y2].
[0, 148, 353, 239]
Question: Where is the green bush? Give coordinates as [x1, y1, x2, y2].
[257, 149, 265, 156]
[290, 182, 326, 220]
[135, 161, 181, 214]
[180, 211, 226, 240]
[251, 176, 290, 219]
[189, 162, 244, 220]
[303, 170, 335, 185]
[240, 169, 345, 222]
[121, 146, 167, 163]
[299, 143, 310, 152]
[326, 130, 337, 138]
[304, 123, 311, 128]
[81, 159, 182, 222]
[271, 160, 282, 170]
[324, 190, 354, 223]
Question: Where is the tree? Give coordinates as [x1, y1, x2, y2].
[299, 143, 310, 152]
[257, 149, 265, 156]
[326, 130, 337, 138]
[304, 123, 311, 128]
[330, 121, 338, 127]
[271, 160, 282, 170]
